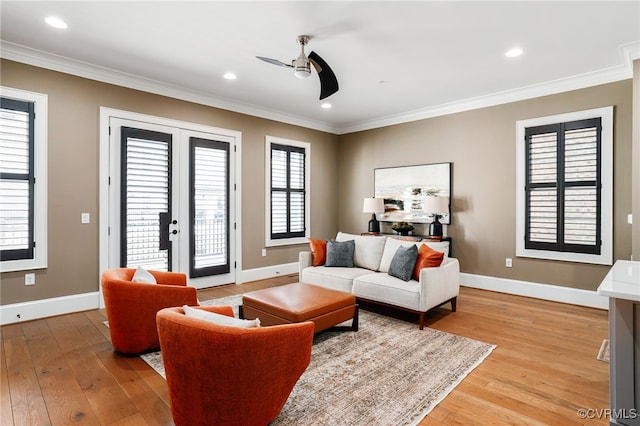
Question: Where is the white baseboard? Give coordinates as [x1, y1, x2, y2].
[0, 267, 607, 326]
[0, 292, 100, 326]
[239, 262, 299, 285]
[0, 264, 300, 326]
[460, 273, 609, 310]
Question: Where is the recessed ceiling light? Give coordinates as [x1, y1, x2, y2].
[223, 72, 237, 80]
[505, 48, 524, 58]
[321, 103, 332, 109]
[45, 16, 68, 29]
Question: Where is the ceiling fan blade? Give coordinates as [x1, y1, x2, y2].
[256, 56, 293, 68]
[308, 51, 339, 100]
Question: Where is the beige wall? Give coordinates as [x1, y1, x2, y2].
[0, 60, 340, 305]
[0, 58, 635, 306]
[338, 80, 633, 291]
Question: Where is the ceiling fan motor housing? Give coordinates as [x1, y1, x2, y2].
[293, 54, 311, 78]
[294, 35, 311, 78]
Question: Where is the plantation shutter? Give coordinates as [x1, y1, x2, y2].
[121, 127, 172, 270]
[270, 143, 306, 239]
[0, 98, 34, 261]
[190, 137, 230, 277]
[525, 118, 601, 255]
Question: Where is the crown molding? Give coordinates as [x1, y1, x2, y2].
[2, 40, 638, 136]
[337, 41, 639, 134]
[0, 41, 340, 134]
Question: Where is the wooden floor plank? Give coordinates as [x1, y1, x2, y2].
[1, 327, 15, 426]
[21, 318, 101, 425]
[59, 313, 139, 425]
[3, 323, 52, 426]
[1, 281, 610, 426]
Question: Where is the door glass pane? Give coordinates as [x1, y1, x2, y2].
[122, 127, 171, 270]
[191, 138, 229, 277]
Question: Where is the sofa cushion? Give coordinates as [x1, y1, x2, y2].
[353, 273, 421, 311]
[388, 244, 418, 282]
[325, 239, 355, 267]
[301, 266, 371, 293]
[308, 238, 327, 266]
[379, 238, 449, 273]
[336, 232, 386, 271]
[413, 243, 445, 280]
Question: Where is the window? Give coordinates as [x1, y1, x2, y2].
[265, 136, 309, 247]
[516, 107, 613, 265]
[0, 87, 47, 272]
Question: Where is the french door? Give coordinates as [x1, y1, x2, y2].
[104, 113, 238, 289]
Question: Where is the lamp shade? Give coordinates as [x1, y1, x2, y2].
[363, 197, 384, 213]
[422, 196, 449, 214]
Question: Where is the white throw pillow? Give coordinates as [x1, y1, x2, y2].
[182, 305, 261, 328]
[131, 266, 157, 284]
[336, 232, 387, 271]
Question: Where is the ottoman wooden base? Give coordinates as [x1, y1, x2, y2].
[240, 283, 358, 333]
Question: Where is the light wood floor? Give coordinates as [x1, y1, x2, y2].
[1, 275, 609, 425]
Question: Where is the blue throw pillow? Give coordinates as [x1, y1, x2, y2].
[388, 244, 418, 281]
[325, 239, 355, 267]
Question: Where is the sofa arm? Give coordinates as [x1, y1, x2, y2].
[418, 257, 460, 312]
[299, 251, 312, 275]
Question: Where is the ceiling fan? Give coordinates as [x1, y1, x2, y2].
[257, 35, 339, 100]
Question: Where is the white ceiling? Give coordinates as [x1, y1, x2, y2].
[1, 1, 639, 134]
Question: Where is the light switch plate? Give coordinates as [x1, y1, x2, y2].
[81, 213, 90, 224]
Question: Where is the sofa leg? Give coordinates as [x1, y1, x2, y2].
[451, 297, 457, 312]
[418, 312, 425, 330]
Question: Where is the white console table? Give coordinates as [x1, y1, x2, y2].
[598, 260, 640, 426]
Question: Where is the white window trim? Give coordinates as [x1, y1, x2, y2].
[515, 106, 613, 265]
[0, 86, 48, 272]
[265, 135, 310, 247]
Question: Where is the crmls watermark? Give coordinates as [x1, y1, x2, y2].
[577, 408, 638, 420]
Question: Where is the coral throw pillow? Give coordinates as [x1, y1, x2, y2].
[309, 238, 327, 266]
[412, 243, 445, 281]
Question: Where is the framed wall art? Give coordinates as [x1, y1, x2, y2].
[374, 162, 452, 224]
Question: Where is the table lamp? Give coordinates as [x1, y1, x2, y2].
[423, 196, 449, 238]
[363, 197, 384, 234]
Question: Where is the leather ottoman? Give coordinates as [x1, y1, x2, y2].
[240, 282, 358, 333]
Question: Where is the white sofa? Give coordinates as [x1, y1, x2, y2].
[299, 232, 460, 329]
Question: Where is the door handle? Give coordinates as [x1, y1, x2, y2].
[159, 212, 177, 250]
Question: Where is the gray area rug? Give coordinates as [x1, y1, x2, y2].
[141, 295, 495, 426]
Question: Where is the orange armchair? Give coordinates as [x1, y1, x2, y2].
[101, 268, 198, 354]
[156, 305, 314, 426]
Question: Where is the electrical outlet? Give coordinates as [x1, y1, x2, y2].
[505, 258, 513, 268]
[25, 273, 35, 285]
[262, 248, 267, 257]
[81, 213, 90, 224]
